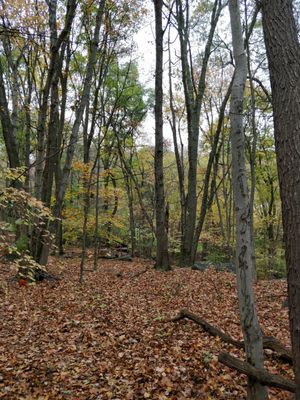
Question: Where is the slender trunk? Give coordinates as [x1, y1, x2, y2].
[53, 0, 106, 229]
[24, 62, 32, 192]
[54, 41, 71, 254]
[229, 1, 267, 398]
[93, 154, 101, 271]
[120, 153, 136, 258]
[175, 0, 222, 266]
[153, 0, 170, 270]
[168, 37, 186, 259]
[36, 8, 71, 264]
[215, 189, 226, 241]
[191, 79, 233, 263]
[35, 0, 77, 199]
[80, 99, 95, 281]
[127, 181, 136, 258]
[0, 60, 20, 172]
[245, 4, 258, 281]
[260, 0, 300, 396]
[80, 198, 89, 284]
[116, 141, 155, 235]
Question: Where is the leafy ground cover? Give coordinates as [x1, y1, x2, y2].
[0, 253, 293, 399]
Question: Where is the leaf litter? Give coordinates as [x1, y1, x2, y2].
[0, 255, 293, 399]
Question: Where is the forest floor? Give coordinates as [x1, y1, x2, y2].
[0, 251, 294, 399]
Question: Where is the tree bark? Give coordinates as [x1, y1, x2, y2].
[175, 0, 222, 266]
[53, 0, 106, 233]
[153, 0, 170, 271]
[0, 60, 20, 172]
[229, 1, 267, 398]
[245, 3, 259, 282]
[34, 2, 74, 264]
[191, 79, 233, 262]
[167, 34, 186, 261]
[54, 41, 72, 254]
[34, 0, 77, 200]
[260, 0, 300, 397]
[218, 352, 295, 393]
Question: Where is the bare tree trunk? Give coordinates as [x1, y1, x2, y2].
[229, 1, 267, 398]
[260, 0, 300, 396]
[36, 6, 73, 264]
[116, 140, 155, 236]
[175, 0, 222, 266]
[23, 58, 33, 192]
[80, 184, 90, 284]
[167, 33, 186, 261]
[93, 154, 101, 271]
[54, 40, 71, 254]
[0, 33, 24, 177]
[244, 2, 258, 282]
[0, 60, 20, 172]
[122, 163, 136, 258]
[34, 0, 77, 200]
[153, 0, 170, 271]
[191, 79, 233, 263]
[53, 0, 106, 237]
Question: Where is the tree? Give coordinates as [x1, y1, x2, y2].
[260, 0, 300, 396]
[0, 59, 20, 175]
[174, 0, 223, 266]
[228, 0, 267, 398]
[153, 0, 170, 271]
[34, 0, 77, 200]
[50, 0, 106, 266]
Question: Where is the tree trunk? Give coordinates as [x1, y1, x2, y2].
[167, 37, 186, 262]
[93, 154, 101, 271]
[245, 6, 258, 282]
[34, 0, 77, 200]
[191, 79, 233, 263]
[54, 40, 72, 254]
[229, 1, 267, 398]
[24, 58, 33, 192]
[175, 0, 222, 267]
[53, 0, 106, 240]
[218, 352, 295, 393]
[153, 0, 170, 271]
[0, 60, 20, 172]
[123, 169, 136, 258]
[35, 5, 71, 264]
[260, 0, 300, 396]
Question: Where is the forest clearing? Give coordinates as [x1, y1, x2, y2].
[0, 255, 293, 399]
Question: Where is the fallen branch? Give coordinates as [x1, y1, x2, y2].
[172, 309, 292, 364]
[262, 336, 292, 364]
[218, 352, 295, 393]
[172, 309, 242, 348]
[34, 269, 61, 282]
[99, 254, 132, 261]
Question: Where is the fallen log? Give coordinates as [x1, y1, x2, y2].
[218, 352, 295, 393]
[262, 336, 292, 364]
[172, 309, 292, 364]
[99, 254, 132, 261]
[171, 308, 243, 348]
[33, 269, 61, 282]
